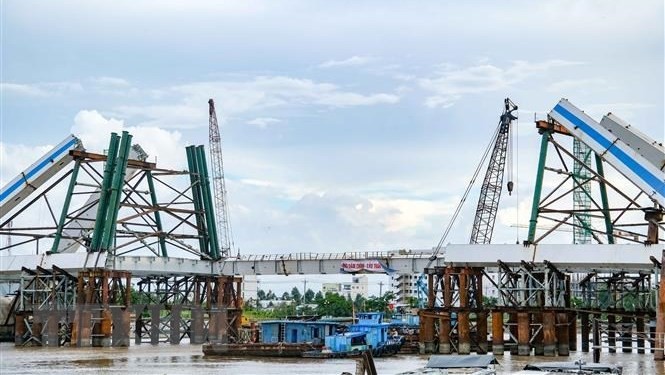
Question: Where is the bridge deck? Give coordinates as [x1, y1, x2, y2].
[0, 244, 661, 280]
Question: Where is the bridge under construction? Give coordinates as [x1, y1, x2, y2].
[0, 98, 663, 362]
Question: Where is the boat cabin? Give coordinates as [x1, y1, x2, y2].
[260, 320, 338, 344]
[324, 331, 368, 353]
[348, 312, 391, 348]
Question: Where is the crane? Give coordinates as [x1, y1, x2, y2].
[469, 98, 517, 244]
[208, 99, 233, 258]
[414, 98, 518, 306]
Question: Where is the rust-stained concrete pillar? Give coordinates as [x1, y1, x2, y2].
[44, 310, 62, 347]
[111, 306, 130, 347]
[190, 307, 205, 344]
[208, 309, 220, 343]
[543, 311, 556, 356]
[14, 313, 26, 346]
[621, 315, 632, 353]
[517, 312, 530, 355]
[458, 311, 470, 354]
[476, 311, 488, 354]
[533, 313, 544, 356]
[637, 316, 645, 354]
[92, 308, 112, 347]
[581, 312, 590, 352]
[556, 312, 569, 356]
[150, 304, 161, 345]
[568, 311, 577, 352]
[492, 311, 504, 355]
[220, 307, 229, 344]
[134, 305, 146, 345]
[438, 314, 451, 354]
[419, 314, 435, 354]
[508, 313, 518, 355]
[170, 305, 182, 344]
[607, 313, 616, 353]
[75, 308, 92, 347]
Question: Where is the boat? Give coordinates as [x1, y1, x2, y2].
[203, 317, 340, 357]
[304, 312, 404, 358]
[395, 354, 498, 375]
[512, 360, 622, 374]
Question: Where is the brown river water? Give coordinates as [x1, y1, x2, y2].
[1, 342, 664, 375]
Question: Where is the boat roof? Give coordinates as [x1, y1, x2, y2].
[426, 355, 498, 369]
[523, 361, 622, 374]
[337, 331, 366, 338]
[261, 320, 337, 325]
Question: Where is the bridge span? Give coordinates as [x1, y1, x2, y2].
[1, 243, 661, 281]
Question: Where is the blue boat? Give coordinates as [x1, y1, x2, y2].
[308, 312, 403, 357]
[260, 319, 339, 345]
[204, 318, 340, 357]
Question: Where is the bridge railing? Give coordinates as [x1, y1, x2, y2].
[232, 250, 434, 261]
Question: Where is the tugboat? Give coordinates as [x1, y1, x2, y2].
[304, 312, 404, 358]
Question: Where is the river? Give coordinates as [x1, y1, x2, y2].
[1, 342, 663, 374]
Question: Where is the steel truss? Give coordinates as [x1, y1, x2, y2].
[134, 275, 242, 344]
[491, 260, 569, 308]
[1, 141, 219, 260]
[526, 120, 664, 245]
[14, 266, 77, 346]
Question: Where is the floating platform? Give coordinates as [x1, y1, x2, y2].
[202, 342, 323, 357]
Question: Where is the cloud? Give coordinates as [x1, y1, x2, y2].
[71, 110, 186, 168]
[0, 83, 49, 97]
[113, 75, 399, 128]
[419, 60, 583, 108]
[91, 76, 131, 87]
[0, 143, 53, 186]
[1, 81, 83, 97]
[318, 56, 373, 68]
[246, 117, 281, 129]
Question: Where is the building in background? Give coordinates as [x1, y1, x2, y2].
[243, 274, 258, 303]
[322, 275, 368, 299]
[391, 273, 420, 305]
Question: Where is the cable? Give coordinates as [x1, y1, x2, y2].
[431, 120, 502, 259]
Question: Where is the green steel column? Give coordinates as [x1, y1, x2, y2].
[196, 145, 220, 259]
[186, 146, 209, 256]
[527, 131, 551, 244]
[146, 171, 168, 257]
[101, 131, 133, 251]
[595, 154, 615, 244]
[50, 160, 82, 253]
[91, 133, 120, 251]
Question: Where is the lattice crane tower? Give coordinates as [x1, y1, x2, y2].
[208, 99, 232, 258]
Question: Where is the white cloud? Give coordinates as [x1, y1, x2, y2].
[419, 60, 582, 108]
[71, 110, 186, 169]
[111, 75, 399, 128]
[246, 117, 281, 129]
[0, 143, 53, 187]
[318, 56, 373, 68]
[91, 76, 131, 87]
[0, 83, 49, 97]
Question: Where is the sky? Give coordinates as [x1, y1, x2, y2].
[1, 1, 664, 295]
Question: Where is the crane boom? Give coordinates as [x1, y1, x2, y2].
[469, 98, 517, 244]
[208, 99, 232, 258]
[415, 98, 518, 307]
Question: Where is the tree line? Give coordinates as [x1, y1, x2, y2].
[246, 287, 396, 319]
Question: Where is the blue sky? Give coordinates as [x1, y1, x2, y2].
[1, 0, 663, 265]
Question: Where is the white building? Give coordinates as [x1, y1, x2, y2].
[242, 274, 258, 302]
[322, 275, 368, 299]
[391, 273, 422, 305]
